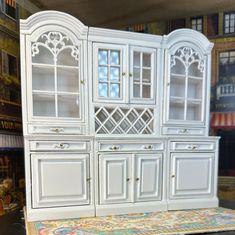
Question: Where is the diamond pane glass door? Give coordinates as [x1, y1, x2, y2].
[130, 47, 155, 103]
[31, 31, 81, 119]
[97, 48, 123, 100]
[168, 47, 204, 122]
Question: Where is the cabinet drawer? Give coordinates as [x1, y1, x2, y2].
[28, 125, 85, 135]
[98, 142, 164, 152]
[170, 142, 215, 151]
[30, 141, 90, 151]
[162, 127, 205, 136]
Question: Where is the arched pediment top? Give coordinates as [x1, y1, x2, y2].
[20, 10, 88, 39]
[162, 29, 214, 54]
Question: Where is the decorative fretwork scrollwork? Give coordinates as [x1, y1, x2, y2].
[170, 47, 205, 72]
[31, 31, 79, 60]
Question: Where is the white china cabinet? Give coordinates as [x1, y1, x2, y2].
[20, 11, 219, 221]
[162, 30, 213, 136]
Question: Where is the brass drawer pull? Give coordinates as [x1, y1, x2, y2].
[50, 127, 64, 133]
[109, 145, 120, 150]
[144, 145, 153, 150]
[54, 143, 70, 149]
[187, 145, 198, 150]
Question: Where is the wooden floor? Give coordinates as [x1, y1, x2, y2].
[0, 200, 234, 235]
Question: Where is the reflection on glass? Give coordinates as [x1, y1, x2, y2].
[134, 84, 140, 98]
[98, 83, 108, 97]
[143, 53, 151, 67]
[58, 95, 80, 118]
[32, 66, 54, 91]
[32, 46, 54, 64]
[98, 66, 108, 81]
[57, 68, 79, 92]
[33, 94, 55, 117]
[110, 50, 120, 65]
[134, 52, 140, 66]
[142, 69, 151, 83]
[110, 67, 120, 81]
[110, 83, 120, 98]
[57, 48, 78, 66]
[143, 85, 151, 98]
[98, 50, 108, 65]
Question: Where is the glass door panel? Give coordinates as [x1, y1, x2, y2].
[169, 102, 184, 120]
[57, 95, 80, 118]
[32, 45, 54, 64]
[170, 76, 185, 98]
[31, 31, 82, 120]
[168, 46, 205, 122]
[57, 68, 79, 92]
[32, 66, 54, 91]
[97, 48, 122, 100]
[33, 93, 55, 117]
[187, 78, 202, 99]
[57, 48, 79, 66]
[186, 102, 202, 121]
[131, 48, 155, 102]
[188, 62, 203, 77]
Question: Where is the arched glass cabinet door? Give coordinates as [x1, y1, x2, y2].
[168, 46, 205, 123]
[31, 31, 82, 120]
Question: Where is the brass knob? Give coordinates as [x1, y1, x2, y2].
[122, 72, 126, 76]
[129, 73, 133, 77]
[126, 178, 130, 182]
[136, 178, 140, 181]
[87, 178, 91, 182]
[171, 175, 175, 178]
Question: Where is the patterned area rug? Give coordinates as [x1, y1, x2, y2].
[26, 207, 235, 235]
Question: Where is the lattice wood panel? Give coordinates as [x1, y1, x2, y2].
[95, 106, 154, 134]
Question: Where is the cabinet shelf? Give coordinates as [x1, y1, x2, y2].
[32, 63, 79, 69]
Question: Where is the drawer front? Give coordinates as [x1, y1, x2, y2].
[162, 127, 205, 136]
[28, 125, 85, 135]
[30, 141, 90, 151]
[98, 142, 164, 152]
[170, 142, 215, 151]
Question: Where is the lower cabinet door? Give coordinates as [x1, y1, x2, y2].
[99, 154, 132, 204]
[170, 152, 214, 199]
[31, 153, 90, 208]
[134, 154, 162, 202]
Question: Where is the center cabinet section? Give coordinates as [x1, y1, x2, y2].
[92, 43, 156, 104]
[95, 139, 167, 216]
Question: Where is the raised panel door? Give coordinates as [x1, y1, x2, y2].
[99, 154, 132, 204]
[31, 153, 90, 208]
[134, 154, 162, 202]
[170, 152, 214, 199]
